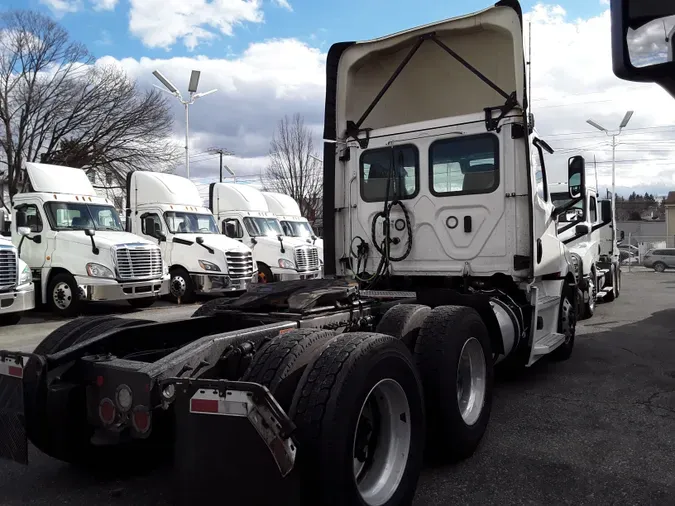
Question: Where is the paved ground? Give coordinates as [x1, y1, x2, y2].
[1, 270, 674, 505]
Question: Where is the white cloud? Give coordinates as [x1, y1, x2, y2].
[39, 0, 82, 16]
[128, 0, 264, 50]
[91, 0, 118, 11]
[97, 38, 326, 179]
[272, 0, 293, 12]
[524, 4, 675, 196]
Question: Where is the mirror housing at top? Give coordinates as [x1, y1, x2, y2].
[567, 156, 586, 199]
[611, 0, 675, 96]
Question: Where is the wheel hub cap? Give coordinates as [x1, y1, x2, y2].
[352, 379, 411, 506]
[171, 276, 186, 297]
[53, 282, 72, 310]
[456, 337, 487, 426]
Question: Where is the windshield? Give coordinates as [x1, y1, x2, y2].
[280, 220, 314, 238]
[164, 212, 219, 234]
[551, 192, 583, 223]
[45, 202, 124, 231]
[244, 216, 283, 237]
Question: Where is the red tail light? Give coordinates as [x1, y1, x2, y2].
[132, 406, 151, 434]
[99, 398, 116, 425]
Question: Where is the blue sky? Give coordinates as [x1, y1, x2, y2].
[7, 0, 608, 61]
[3, 0, 675, 196]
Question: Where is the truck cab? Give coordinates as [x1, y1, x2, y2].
[551, 183, 620, 317]
[260, 191, 324, 266]
[126, 171, 257, 302]
[209, 183, 322, 283]
[0, 234, 34, 325]
[12, 163, 169, 316]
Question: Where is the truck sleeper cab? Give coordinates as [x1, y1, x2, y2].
[209, 183, 322, 284]
[127, 171, 258, 302]
[12, 163, 169, 317]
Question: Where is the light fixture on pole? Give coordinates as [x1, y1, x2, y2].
[207, 147, 235, 182]
[586, 110, 634, 242]
[152, 70, 218, 179]
[308, 154, 323, 164]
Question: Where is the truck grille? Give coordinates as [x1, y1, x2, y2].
[0, 249, 17, 289]
[115, 246, 163, 280]
[226, 251, 254, 279]
[295, 246, 319, 272]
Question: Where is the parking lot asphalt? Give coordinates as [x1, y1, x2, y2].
[1, 270, 675, 505]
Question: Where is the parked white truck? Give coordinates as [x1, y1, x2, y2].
[209, 183, 322, 283]
[552, 181, 620, 318]
[260, 191, 324, 262]
[10, 163, 168, 317]
[126, 171, 257, 302]
[0, 235, 35, 325]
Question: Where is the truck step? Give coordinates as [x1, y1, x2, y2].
[536, 295, 560, 310]
[360, 290, 417, 299]
[532, 332, 566, 356]
[596, 288, 613, 299]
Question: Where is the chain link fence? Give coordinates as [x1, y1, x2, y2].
[619, 235, 674, 271]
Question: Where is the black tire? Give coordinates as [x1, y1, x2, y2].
[47, 272, 82, 317]
[604, 265, 616, 303]
[0, 313, 22, 325]
[550, 280, 577, 361]
[26, 317, 155, 466]
[241, 328, 336, 410]
[413, 305, 493, 463]
[375, 304, 431, 351]
[615, 268, 621, 299]
[127, 297, 157, 309]
[191, 297, 231, 317]
[289, 332, 425, 506]
[168, 267, 195, 303]
[654, 262, 667, 273]
[257, 263, 274, 284]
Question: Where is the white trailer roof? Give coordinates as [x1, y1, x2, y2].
[25, 162, 97, 196]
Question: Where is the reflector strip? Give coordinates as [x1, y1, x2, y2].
[0, 361, 23, 378]
[190, 398, 220, 413]
[189, 389, 248, 417]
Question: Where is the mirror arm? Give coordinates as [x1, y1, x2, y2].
[552, 196, 584, 220]
[90, 236, 99, 255]
[17, 236, 25, 257]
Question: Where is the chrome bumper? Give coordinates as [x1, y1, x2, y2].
[272, 268, 322, 282]
[191, 273, 257, 294]
[0, 283, 35, 314]
[76, 275, 170, 302]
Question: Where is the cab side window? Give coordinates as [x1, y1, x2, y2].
[223, 218, 243, 239]
[15, 204, 43, 233]
[141, 213, 162, 237]
[532, 142, 548, 202]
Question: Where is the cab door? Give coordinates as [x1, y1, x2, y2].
[13, 203, 49, 270]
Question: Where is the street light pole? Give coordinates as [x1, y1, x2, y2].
[586, 111, 634, 248]
[152, 70, 218, 180]
[207, 147, 234, 182]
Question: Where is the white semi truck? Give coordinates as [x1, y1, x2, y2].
[209, 183, 322, 283]
[10, 163, 168, 317]
[552, 182, 620, 318]
[125, 171, 257, 302]
[260, 191, 324, 262]
[0, 2, 587, 505]
[0, 235, 34, 325]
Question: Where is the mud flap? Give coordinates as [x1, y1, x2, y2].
[168, 378, 302, 506]
[0, 352, 39, 465]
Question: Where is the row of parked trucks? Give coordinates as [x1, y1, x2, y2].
[0, 162, 325, 321]
[0, 1, 636, 505]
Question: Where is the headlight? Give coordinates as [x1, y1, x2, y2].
[19, 264, 31, 285]
[278, 258, 295, 269]
[198, 260, 221, 272]
[86, 263, 115, 278]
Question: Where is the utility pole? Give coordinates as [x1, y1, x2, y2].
[208, 147, 235, 182]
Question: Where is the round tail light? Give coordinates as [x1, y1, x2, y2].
[132, 406, 151, 434]
[99, 398, 116, 426]
[115, 384, 133, 412]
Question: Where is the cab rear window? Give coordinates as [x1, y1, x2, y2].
[360, 145, 419, 203]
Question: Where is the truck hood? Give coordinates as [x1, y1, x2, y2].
[56, 230, 158, 249]
[173, 233, 251, 253]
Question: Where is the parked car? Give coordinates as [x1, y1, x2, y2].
[643, 248, 675, 272]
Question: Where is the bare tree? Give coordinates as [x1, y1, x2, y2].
[263, 113, 322, 225]
[0, 10, 179, 209]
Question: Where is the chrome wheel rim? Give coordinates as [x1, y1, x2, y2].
[456, 337, 487, 426]
[170, 275, 187, 298]
[655, 263, 665, 272]
[53, 282, 72, 310]
[587, 278, 595, 311]
[561, 294, 576, 344]
[352, 379, 411, 506]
